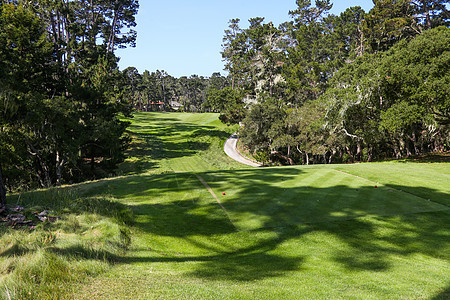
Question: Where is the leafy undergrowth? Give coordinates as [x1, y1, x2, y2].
[0, 189, 133, 300]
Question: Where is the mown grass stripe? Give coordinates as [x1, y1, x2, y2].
[195, 174, 238, 230]
[333, 168, 447, 207]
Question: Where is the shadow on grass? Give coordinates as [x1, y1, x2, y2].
[121, 120, 233, 174]
[432, 285, 450, 299]
[62, 167, 450, 283]
[48, 245, 122, 262]
[6, 166, 449, 285]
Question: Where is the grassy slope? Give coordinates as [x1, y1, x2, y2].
[70, 112, 449, 299]
[118, 112, 244, 174]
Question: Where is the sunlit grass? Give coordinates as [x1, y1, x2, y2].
[0, 189, 133, 299]
[118, 112, 243, 175]
[3, 112, 449, 299]
[74, 113, 449, 299]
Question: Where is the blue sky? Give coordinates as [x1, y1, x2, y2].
[116, 0, 375, 78]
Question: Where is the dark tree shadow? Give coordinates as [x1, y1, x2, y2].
[431, 285, 450, 299]
[6, 164, 449, 287]
[53, 167, 448, 284]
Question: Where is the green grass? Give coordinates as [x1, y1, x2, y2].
[0, 189, 133, 299]
[3, 112, 449, 299]
[70, 163, 449, 299]
[118, 112, 244, 174]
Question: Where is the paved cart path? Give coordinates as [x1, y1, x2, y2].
[223, 133, 261, 167]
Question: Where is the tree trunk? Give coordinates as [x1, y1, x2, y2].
[0, 159, 7, 208]
[107, 6, 121, 53]
[56, 151, 66, 186]
[328, 150, 334, 164]
[367, 147, 373, 162]
[356, 142, 362, 161]
[410, 131, 419, 155]
[27, 142, 52, 188]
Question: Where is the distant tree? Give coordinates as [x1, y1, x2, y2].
[123, 66, 141, 108]
[205, 87, 245, 124]
[208, 72, 230, 90]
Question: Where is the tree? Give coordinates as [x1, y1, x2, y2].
[411, 0, 449, 30]
[240, 98, 286, 153]
[0, 2, 56, 190]
[363, 0, 419, 53]
[324, 6, 366, 60]
[222, 18, 249, 90]
[322, 26, 449, 159]
[0, 0, 138, 194]
[123, 66, 141, 108]
[104, 0, 139, 53]
[205, 87, 245, 124]
[208, 72, 230, 91]
[281, 0, 334, 104]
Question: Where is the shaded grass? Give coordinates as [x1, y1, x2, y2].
[118, 112, 243, 175]
[0, 189, 133, 299]
[72, 162, 449, 299]
[3, 112, 449, 299]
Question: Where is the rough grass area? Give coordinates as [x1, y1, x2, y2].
[0, 189, 133, 299]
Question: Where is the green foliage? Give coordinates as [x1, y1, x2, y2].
[220, 1, 449, 165]
[321, 26, 449, 159]
[379, 101, 424, 133]
[363, 0, 419, 52]
[120, 69, 232, 113]
[253, 150, 270, 165]
[240, 98, 286, 153]
[0, 1, 138, 194]
[205, 87, 245, 124]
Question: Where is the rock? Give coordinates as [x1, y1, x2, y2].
[8, 205, 24, 212]
[5, 214, 35, 228]
[8, 214, 26, 222]
[38, 210, 50, 217]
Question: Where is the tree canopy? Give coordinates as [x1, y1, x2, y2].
[218, 0, 449, 165]
[0, 0, 139, 206]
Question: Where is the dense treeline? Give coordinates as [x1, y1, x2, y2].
[122, 68, 232, 112]
[216, 0, 449, 165]
[0, 0, 139, 205]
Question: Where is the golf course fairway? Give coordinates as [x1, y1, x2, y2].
[65, 113, 449, 299]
